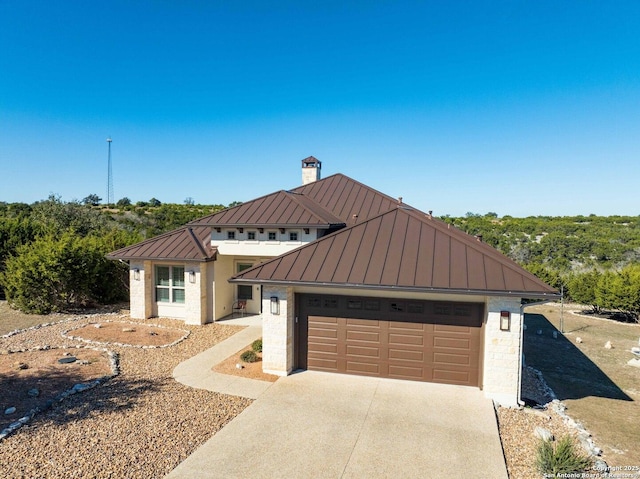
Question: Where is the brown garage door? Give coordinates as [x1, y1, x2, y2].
[298, 294, 483, 387]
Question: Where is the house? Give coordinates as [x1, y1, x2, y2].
[108, 157, 560, 406]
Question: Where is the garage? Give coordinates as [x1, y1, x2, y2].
[296, 294, 484, 387]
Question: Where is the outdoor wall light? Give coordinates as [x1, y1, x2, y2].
[270, 296, 280, 315]
[500, 311, 511, 331]
[188, 271, 196, 283]
[133, 268, 140, 281]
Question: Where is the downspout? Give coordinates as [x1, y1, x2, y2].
[517, 296, 560, 406]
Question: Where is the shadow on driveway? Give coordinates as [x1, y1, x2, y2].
[523, 313, 632, 402]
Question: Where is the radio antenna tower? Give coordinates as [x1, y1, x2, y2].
[106, 137, 114, 206]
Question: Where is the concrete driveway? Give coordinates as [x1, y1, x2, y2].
[167, 371, 507, 479]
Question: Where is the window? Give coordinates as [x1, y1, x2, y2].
[247, 231, 256, 240]
[227, 231, 235, 240]
[155, 266, 185, 304]
[237, 263, 253, 300]
[268, 231, 277, 241]
[289, 232, 298, 241]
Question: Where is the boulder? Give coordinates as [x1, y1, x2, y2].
[4, 407, 16, 415]
[534, 426, 554, 442]
[58, 356, 77, 364]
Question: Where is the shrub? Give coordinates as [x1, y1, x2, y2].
[0, 232, 129, 314]
[251, 338, 262, 353]
[535, 435, 592, 476]
[240, 350, 258, 363]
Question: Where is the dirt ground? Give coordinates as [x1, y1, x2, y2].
[0, 348, 113, 432]
[212, 345, 279, 382]
[524, 303, 640, 469]
[66, 321, 188, 347]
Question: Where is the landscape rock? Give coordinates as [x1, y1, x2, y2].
[534, 426, 554, 441]
[604, 341, 612, 349]
[13, 362, 28, 370]
[122, 327, 135, 332]
[627, 358, 640, 368]
[4, 407, 16, 415]
[94, 323, 102, 329]
[27, 388, 40, 397]
[58, 356, 77, 364]
[576, 337, 583, 343]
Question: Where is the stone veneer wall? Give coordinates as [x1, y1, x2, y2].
[129, 260, 152, 319]
[184, 262, 206, 325]
[482, 296, 523, 407]
[261, 285, 294, 376]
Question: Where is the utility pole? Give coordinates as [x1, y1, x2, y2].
[106, 137, 113, 207]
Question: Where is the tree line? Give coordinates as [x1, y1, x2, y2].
[1, 200, 638, 320]
[446, 212, 640, 321]
[0, 195, 228, 313]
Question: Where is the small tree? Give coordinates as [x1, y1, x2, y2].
[149, 198, 162, 207]
[116, 197, 132, 208]
[568, 271, 602, 312]
[82, 194, 102, 206]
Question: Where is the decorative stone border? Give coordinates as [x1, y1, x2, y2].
[0, 345, 119, 441]
[61, 320, 190, 349]
[1, 311, 128, 339]
[531, 366, 609, 472]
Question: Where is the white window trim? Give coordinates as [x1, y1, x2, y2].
[155, 265, 186, 304]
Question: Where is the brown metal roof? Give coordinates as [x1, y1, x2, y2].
[290, 173, 404, 223]
[189, 190, 345, 228]
[106, 226, 217, 262]
[230, 207, 560, 299]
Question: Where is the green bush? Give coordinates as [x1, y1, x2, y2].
[0, 232, 129, 314]
[535, 436, 592, 476]
[240, 350, 258, 363]
[251, 338, 263, 353]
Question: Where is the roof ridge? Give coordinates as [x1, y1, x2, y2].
[186, 226, 210, 259]
[284, 190, 344, 226]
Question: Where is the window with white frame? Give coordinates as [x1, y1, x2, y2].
[268, 231, 277, 241]
[289, 231, 298, 241]
[155, 266, 185, 303]
[247, 231, 256, 240]
[227, 230, 235, 240]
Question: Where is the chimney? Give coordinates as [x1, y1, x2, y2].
[301, 156, 321, 185]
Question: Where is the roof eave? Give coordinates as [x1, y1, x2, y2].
[227, 278, 561, 299]
[188, 222, 345, 229]
[106, 254, 216, 263]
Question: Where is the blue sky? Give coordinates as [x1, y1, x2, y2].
[1, 1, 639, 217]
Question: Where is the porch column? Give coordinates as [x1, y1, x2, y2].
[129, 260, 153, 319]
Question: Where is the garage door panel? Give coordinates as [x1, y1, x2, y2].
[347, 330, 381, 342]
[434, 324, 475, 334]
[346, 345, 380, 358]
[434, 352, 473, 366]
[308, 357, 339, 371]
[309, 327, 339, 340]
[433, 369, 474, 384]
[346, 361, 381, 375]
[388, 365, 424, 380]
[389, 333, 424, 346]
[434, 337, 471, 349]
[308, 342, 338, 354]
[389, 348, 424, 361]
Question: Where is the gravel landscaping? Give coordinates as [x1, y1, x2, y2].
[0, 302, 613, 478]
[0, 311, 252, 478]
